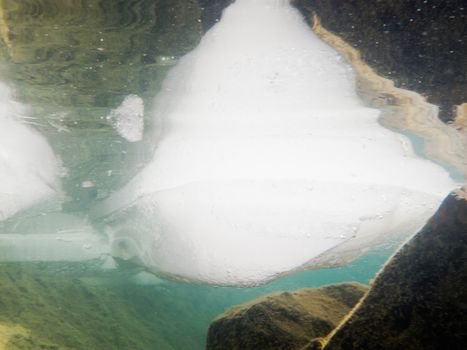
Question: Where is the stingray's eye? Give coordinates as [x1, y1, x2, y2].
[112, 237, 139, 261]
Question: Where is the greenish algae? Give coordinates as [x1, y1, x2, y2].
[0, 248, 392, 350]
[0, 263, 205, 350]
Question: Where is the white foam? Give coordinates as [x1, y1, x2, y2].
[0, 83, 61, 221]
[102, 0, 456, 285]
[108, 94, 144, 142]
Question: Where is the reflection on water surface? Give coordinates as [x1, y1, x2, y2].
[0, 0, 202, 212]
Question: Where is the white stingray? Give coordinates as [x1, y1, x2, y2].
[101, 0, 456, 285]
[0, 82, 61, 221]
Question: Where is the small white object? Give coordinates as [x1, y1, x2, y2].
[81, 180, 95, 188]
[108, 95, 144, 142]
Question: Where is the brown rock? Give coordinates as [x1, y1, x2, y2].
[206, 283, 368, 350]
[322, 188, 467, 350]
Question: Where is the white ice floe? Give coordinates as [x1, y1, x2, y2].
[108, 94, 144, 142]
[0, 83, 61, 221]
[101, 0, 456, 285]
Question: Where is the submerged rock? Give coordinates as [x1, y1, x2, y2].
[318, 188, 467, 350]
[206, 282, 368, 350]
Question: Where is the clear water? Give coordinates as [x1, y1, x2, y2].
[0, 1, 453, 349]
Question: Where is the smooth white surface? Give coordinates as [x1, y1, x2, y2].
[103, 0, 456, 285]
[0, 83, 61, 221]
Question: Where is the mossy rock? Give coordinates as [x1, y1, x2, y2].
[206, 283, 368, 350]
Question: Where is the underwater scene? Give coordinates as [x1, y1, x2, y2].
[0, 0, 465, 349]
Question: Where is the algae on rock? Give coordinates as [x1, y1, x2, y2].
[0, 263, 214, 350]
[206, 283, 368, 350]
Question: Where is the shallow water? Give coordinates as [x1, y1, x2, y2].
[0, 1, 460, 349]
[0, 248, 391, 349]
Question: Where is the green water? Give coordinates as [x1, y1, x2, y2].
[0, 1, 402, 349]
[0, 249, 391, 350]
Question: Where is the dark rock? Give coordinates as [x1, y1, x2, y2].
[321, 188, 467, 350]
[293, 0, 466, 123]
[206, 283, 368, 350]
[199, 0, 235, 31]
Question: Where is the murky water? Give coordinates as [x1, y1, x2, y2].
[0, 1, 459, 349]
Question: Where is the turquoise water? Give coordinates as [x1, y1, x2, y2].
[399, 129, 465, 184]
